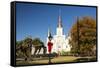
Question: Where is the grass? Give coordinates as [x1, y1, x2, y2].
[16, 56, 96, 65]
[51, 56, 78, 63]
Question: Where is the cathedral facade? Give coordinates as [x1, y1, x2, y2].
[46, 14, 71, 55]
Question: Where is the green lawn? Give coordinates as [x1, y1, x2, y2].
[16, 56, 96, 65]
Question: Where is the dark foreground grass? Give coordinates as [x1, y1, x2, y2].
[16, 56, 96, 65]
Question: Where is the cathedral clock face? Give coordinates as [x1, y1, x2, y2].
[57, 36, 62, 41]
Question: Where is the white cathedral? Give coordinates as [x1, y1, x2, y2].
[46, 13, 71, 55]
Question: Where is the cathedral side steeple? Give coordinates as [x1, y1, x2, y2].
[48, 28, 50, 37]
[48, 28, 52, 37]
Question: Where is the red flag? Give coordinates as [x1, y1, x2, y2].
[47, 41, 53, 53]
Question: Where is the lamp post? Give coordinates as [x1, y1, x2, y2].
[48, 34, 53, 64]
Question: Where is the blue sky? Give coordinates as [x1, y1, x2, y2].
[16, 3, 96, 43]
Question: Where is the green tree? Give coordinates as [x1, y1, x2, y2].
[70, 16, 96, 56]
[32, 38, 42, 46]
[16, 40, 24, 58]
[16, 37, 33, 60]
[32, 38, 46, 55]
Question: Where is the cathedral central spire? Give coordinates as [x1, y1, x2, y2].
[57, 9, 63, 36]
[57, 9, 62, 28]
